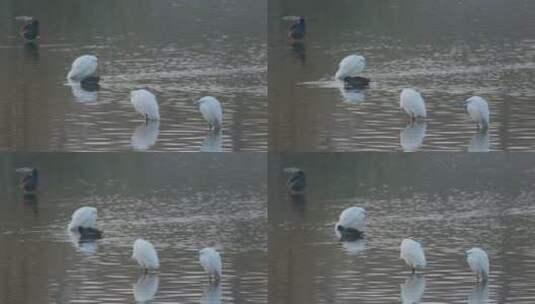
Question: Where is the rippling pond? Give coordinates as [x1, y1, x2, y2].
[269, 153, 535, 303]
[0, 153, 266, 303]
[269, 0, 535, 151]
[0, 0, 266, 151]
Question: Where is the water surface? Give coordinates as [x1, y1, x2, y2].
[269, 0, 535, 151]
[0, 0, 266, 151]
[0, 153, 267, 303]
[269, 153, 535, 303]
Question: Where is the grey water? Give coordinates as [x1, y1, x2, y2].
[269, 153, 535, 303]
[0, 0, 266, 151]
[0, 153, 266, 303]
[269, 0, 535, 151]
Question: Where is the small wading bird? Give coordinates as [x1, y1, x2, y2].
[68, 206, 103, 240]
[400, 88, 427, 121]
[199, 247, 222, 283]
[284, 167, 306, 195]
[465, 247, 490, 282]
[335, 207, 367, 241]
[288, 17, 306, 42]
[195, 96, 223, 131]
[20, 19, 39, 41]
[464, 96, 490, 130]
[335, 54, 371, 89]
[131, 89, 161, 122]
[67, 55, 100, 88]
[400, 238, 426, 273]
[133, 239, 160, 274]
[20, 168, 38, 193]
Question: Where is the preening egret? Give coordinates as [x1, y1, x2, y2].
[401, 275, 426, 304]
[335, 207, 366, 240]
[284, 167, 306, 194]
[21, 19, 39, 41]
[131, 89, 160, 121]
[400, 88, 427, 120]
[133, 239, 160, 273]
[288, 17, 306, 40]
[68, 206, 103, 240]
[466, 247, 489, 282]
[199, 247, 222, 283]
[400, 238, 426, 273]
[465, 96, 490, 130]
[335, 55, 370, 88]
[133, 274, 159, 303]
[400, 122, 427, 152]
[195, 96, 223, 131]
[20, 168, 38, 193]
[67, 55, 98, 82]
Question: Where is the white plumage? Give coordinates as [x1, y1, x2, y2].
[400, 275, 426, 304]
[466, 247, 490, 282]
[400, 88, 427, 119]
[133, 275, 159, 303]
[133, 239, 160, 272]
[199, 247, 222, 282]
[466, 96, 490, 130]
[68, 206, 97, 231]
[400, 122, 427, 152]
[335, 55, 366, 80]
[131, 121, 160, 151]
[400, 238, 426, 273]
[335, 207, 367, 232]
[196, 96, 223, 130]
[67, 55, 98, 81]
[130, 90, 160, 121]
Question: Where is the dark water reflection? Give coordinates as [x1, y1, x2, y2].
[0, 153, 266, 303]
[269, 0, 535, 151]
[0, 0, 266, 151]
[269, 153, 535, 303]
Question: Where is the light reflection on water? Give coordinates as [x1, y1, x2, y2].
[0, 153, 267, 303]
[269, 153, 535, 303]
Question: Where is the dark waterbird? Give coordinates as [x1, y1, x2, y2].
[336, 225, 365, 241]
[285, 168, 306, 194]
[21, 19, 39, 41]
[20, 168, 38, 193]
[80, 76, 100, 91]
[78, 226, 103, 241]
[288, 17, 306, 41]
[343, 76, 370, 90]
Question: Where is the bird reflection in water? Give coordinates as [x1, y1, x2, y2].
[468, 130, 489, 152]
[467, 281, 489, 304]
[200, 282, 221, 304]
[200, 131, 222, 152]
[131, 120, 160, 151]
[400, 121, 427, 152]
[400, 274, 426, 304]
[133, 274, 159, 303]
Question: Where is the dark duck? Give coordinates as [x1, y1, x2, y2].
[21, 19, 40, 41]
[288, 17, 306, 41]
[335, 54, 371, 89]
[285, 168, 306, 195]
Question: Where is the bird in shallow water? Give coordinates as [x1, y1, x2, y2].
[68, 206, 103, 240]
[466, 247, 490, 282]
[335, 54, 371, 89]
[199, 247, 222, 283]
[131, 89, 160, 122]
[133, 239, 160, 274]
[283, 167, 306, 195]
[464, 96, 490, 130]
[20, 19, 39, 41]
[20, 168, 38, 193]
[195, 96, 223, 131]
[67, 55, 100, 88]
[288, 16, 306, 41]
[400, 238, 426, 273]
[335, 207, 366, 241]
[400, 88, 427, 121]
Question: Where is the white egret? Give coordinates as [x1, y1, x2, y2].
[466, 247, 490, 282]
[335, 54, 370, 88]
[133, 239, 160, 273]
[67, 55, 98, 82]
[195, 96, 223, 131]
[130, 89, 160, 121]
[133, 274, 159, 303]
[400, 238, 426, 273]
[465, 96, 490, 130]
[400, 88, 427, 120]
[400, 122, 427, 152]
[401, 275, 426, 304]
[335, 207, 366, 240]
[199, 247, 222, 283]
[68, 206, 103, 240]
